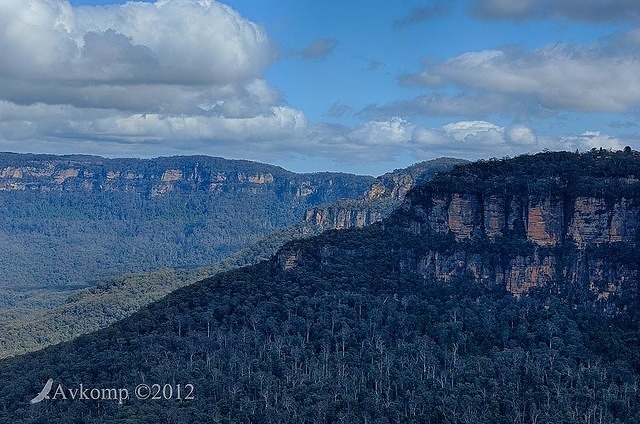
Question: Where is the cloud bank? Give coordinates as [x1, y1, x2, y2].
[400, 37, 640, 114]
[0, 0, 289, 153]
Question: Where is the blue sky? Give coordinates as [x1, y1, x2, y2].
[1, 1, 639, 175]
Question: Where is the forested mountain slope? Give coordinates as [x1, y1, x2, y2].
[0, 157, 463, 358]
[0, 152, 373, 291]
[2, 150, 640, 423]
[0, 152, 373, 341]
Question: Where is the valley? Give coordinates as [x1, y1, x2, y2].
[0, 153, 463, 358]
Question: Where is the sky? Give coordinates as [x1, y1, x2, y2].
[1, 0, 639, 176]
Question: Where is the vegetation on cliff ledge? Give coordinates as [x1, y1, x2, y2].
[419, 148, 640, 199]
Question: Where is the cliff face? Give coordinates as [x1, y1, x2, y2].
[303, 157, 468, 232]
[304, 204, 385, 231]
[283, 151, 640, 301]
[0, 152, 374, 289]
[0, 153, 373, 202]
[408, 192, 603, 295]
[403, 152, 640, 298]
[411, 192, 638, 247]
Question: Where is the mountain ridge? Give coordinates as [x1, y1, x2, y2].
[0, 151, 374, 291]
[303, 157, 468, 231]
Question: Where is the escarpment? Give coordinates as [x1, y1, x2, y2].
[411, 192, 637, 247]
[303, 157, 468, 231]
[282, 150, 640, 300]
[404, 151, 640, 297]
[0, 153, 373, 203]
[0, 152, 375, 288]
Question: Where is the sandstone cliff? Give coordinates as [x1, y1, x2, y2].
[282, 150, 640, 301]
[303, 157, 467, 231]
[0, 152, 374, 289]
[404, 151, 640, 297]
[0, 153, 373, 203]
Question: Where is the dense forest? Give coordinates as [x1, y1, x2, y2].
[0, 153, 374, 291]
[0, 157, 462, 359]
[0, 153, 373, 354]
[419, 147, 640, 199]
[1, 150, 640, 422]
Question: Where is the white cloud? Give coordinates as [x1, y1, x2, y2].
[83, 106, 309, 143]
[506, 124, 538, 146]
[410, 120, 633, 160]
[1, 1, 638, 173]
[402, 37, 640, 114]
[1, 91, 634, 170]
[0, 0, 303, 161]
[0, 0, 274, 110]
[349, 118, 414, 146]
[442, 121, 504, 144]
[412, 120, 510, 157]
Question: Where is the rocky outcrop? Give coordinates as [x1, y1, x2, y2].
[526, 197, 563, 247]
[275, 151, 640, 302]
[161, 169, 182, 182]
[302, 158, 467, 232]
[278, 151, 640, 306]
[248, 173, 274, 184]
[0, 153, 373, 202]
[407, 190, 640, 296]
[396, 151, 640, 298]
[416, 249, 557, 297]
[304, 202, 387, 231]
[408, 192, 639, 249]
[569, 197, 638, 246]
[366, 174, 415, 202]
[278, 249, 301, 271]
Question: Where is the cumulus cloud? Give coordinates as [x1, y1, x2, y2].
[349, 118, 414, 146]
[556, 131, 626, 151]
[0, 0, 278, 118]
[1, 0, 637, 173]
[442, 121, 504, 143]
[409, 120, 630, 159]
[0, 0, 304, 159]
[401, 37, 640, 114]
[506, 124, 538, 146]
[299, 118, 415, 163]
[0, 0, 272, 88]
[471, 0, 640, 22]
[412, 120, 517, 158]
